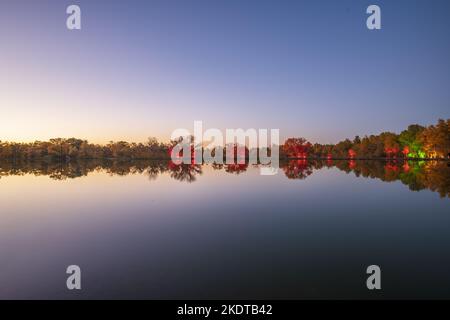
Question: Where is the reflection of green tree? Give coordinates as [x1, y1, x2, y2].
[334, 159, 449, 198]
[398, 161, 426, 192]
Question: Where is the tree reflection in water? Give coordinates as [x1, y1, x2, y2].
[225, 164, 248, 174]
[167, 161, 202, 183]
[0, 159, 448, 197]
[282, 159, 314, 180]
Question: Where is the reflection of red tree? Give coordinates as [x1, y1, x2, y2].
[384, 162, 400, 181]
[385, 163, 399, 171]
[326, 153, 333, 166]
[167, 159, 178, 170]
[282, 160, 313, 180]
[402, 162, 410, 173]
[348, 159, 356, 169]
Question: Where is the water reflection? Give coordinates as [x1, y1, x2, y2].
[167, 161, 203, 183]
[0, 159, 449, 197]
[282, 159, 314, 180]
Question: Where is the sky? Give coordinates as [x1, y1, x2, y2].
[0, 0, 449, 144]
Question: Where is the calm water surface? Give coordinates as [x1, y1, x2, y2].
[0, 160, 449, 299]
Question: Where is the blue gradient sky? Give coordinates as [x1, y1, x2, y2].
[0, 0, 449, 144]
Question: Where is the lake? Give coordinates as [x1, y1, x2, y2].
[0, 160, 449, 299]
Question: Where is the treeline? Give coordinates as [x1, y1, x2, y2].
[283, 119, 449, 159]
[0, 119, 448, 161]
[0, 137, 171, 161]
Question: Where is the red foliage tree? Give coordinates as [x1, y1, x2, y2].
[402, 146, 410, 157]
[282, 138, 312, 158]
[385, 147, 399, 158]
[348, 149, 356, 158]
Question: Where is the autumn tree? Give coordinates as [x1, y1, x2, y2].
[282, 138, 312, 158]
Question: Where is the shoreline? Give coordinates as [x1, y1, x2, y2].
[0, 157, 448, 163]
[286, 157, 449, 161]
